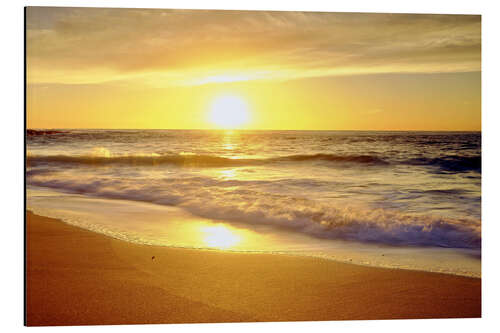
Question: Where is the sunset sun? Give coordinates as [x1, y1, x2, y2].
[209, 95, 249, 129]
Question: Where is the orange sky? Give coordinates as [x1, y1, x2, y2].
[26, 7, 481, 130]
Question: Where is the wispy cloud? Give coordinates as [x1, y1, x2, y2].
[26, 7, 481, 86]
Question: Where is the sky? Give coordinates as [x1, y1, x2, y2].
[26, 7, 481, 130]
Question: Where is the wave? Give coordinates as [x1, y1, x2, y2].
[27, 129, 66, 136]
[27, 153, 256, 167]
[26, 152, 481, 174]
[407, 155, 481, 173]
[275, 153, 388, 164]
[27, 175, 481, 249]
[27, 153, 389, 167]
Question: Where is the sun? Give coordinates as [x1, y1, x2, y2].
[209, 95, 249, 129]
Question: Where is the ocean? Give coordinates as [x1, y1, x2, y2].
[26, 129, 481, 277]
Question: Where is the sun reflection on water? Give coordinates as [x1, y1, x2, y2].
[218, 169, 236, 179]
[223, 142, 236, 150]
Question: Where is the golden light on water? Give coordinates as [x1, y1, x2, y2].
[218, 169, 236, 179]
[209, 95, 249, 129]
[201, 225, 242, 249]
[91, 147, 111, 158]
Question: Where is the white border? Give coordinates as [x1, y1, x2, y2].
[3, 0, 500, 332]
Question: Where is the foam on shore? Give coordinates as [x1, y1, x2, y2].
[27, 186, 481, 277]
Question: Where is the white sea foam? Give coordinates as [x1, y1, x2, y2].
[27, 173, 481, 249]
[27, 188, 481, 278]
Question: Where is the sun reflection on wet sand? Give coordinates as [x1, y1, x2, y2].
[201, 225, 242, 249]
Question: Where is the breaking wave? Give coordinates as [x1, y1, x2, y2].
[407, 155, 481, 173]
[26, 152, 393, 168]
[27, 152, 481, 173]
[27, 174, 481, 249]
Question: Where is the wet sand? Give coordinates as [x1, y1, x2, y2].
[26, 211, 481, 326]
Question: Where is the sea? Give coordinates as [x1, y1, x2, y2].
[26, 129, 481, 277]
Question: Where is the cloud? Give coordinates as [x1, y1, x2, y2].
[26, 7, 481, 85]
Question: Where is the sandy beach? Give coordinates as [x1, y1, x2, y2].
[26, 211, 481, 326]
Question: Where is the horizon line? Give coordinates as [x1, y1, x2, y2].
[26, 127, 482, 132]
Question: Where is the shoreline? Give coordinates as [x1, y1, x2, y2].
[26, 211, 481, 326]
[27, 198, 481, 279]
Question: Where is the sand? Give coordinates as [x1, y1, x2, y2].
[26, 211, 481, 326]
